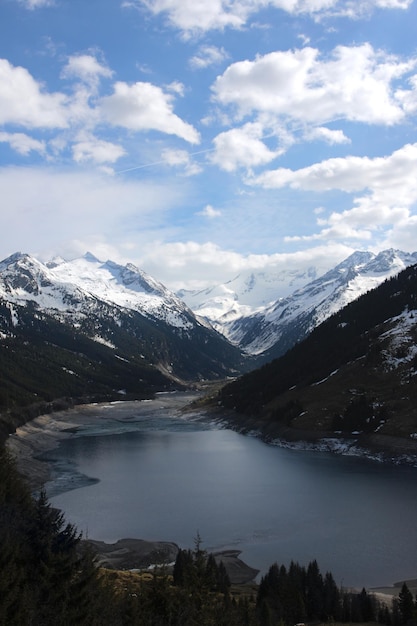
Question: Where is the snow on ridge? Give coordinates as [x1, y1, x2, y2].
[92, 335, 116, 349]
[207, 248, 417, 356]
[50, 254, 194, 329]
[0, 252, 196, 331]
[380, 309, 417, 372]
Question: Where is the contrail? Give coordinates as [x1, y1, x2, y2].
[115, 147, 215, 174]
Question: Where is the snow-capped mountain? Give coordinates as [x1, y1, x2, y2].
[178, 264, 324, 325]
[213, 249, 417, 359]
[0, 252, 246, 382]
[218, 261, 417, 454]
[1, 251, 198, 331]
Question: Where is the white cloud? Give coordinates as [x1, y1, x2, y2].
[72, 135, 126, 164]
[161, 148, 203, 175]
[138, 239, 354, 290]
[252, 142, 417, 243]
[326, 0, 413, 17]
[133, 0, 412, 36]
[304, 126, 350, 144]
[18, 0, 55, 8]
[0, 166, 185, 260]
[134, 0, 246, 36]
[382, 214, 417, 251]
[0, 56, 202, 169]
[165, 81, 185, 96]
[253, 142, 417, 197]
[211, 123, 278, 171]
[99, 81, 200, 143]
[197, 204, 222, 218]
[0, 163, 357, 291]
[0, 131, 46, 155]
[61, 54, 113, 88]
[212, 44, 416, 126]
[0, 59, 68, 128]
[189, 45, 229, 69]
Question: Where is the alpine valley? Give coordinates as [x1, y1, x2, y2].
[1, 248, 417, 454]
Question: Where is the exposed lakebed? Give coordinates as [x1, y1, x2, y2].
[9, 391, 417, 590]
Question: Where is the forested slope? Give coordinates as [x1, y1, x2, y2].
[218, 264, 417, 448]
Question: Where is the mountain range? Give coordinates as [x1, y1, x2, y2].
[1, 248, 417, 453]
[0, 252, 246, 439]
[180, 249, 417, 360]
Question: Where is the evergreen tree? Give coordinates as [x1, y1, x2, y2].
[397, 582, 415, 624]
[305, 558, 324, 620]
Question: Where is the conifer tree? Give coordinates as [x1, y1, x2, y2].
[397, 582, 415, 624]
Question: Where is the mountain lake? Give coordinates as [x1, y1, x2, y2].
[41, 391, 417, 590]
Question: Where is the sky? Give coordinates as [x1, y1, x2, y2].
[1, 0, 417, 290]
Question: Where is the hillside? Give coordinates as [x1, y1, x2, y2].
[0, 252, 248, 441]
[217, 263, 417, 461]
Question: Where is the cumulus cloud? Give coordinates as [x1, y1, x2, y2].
[0, 132, 46, 156]
[189, 45, 229, 69]
[72, 135, 126, 164]
[304, 126, 350, 144]
[99, 81, 200, 143]
[252, 142, 417, 243]
[212, 44, 416, 126]
[0, 55, 201, 169]
[253, 142, 417, 196]
[211, 123, 279, 171]
[61, 54, 113, 88]
[0, 59, 68, 128]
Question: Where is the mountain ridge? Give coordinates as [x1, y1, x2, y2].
[0, 252, 247, 441]
[206, 248, 417, 360]
[214, 262, 417, 462]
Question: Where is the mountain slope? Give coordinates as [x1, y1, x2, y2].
[217, 263, 417, 459]
[224, 249, 417, 360]
[0, 252, 248, 437]
[0, 297, 178, 442]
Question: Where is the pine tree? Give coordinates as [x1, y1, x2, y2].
[397, 582, 415, 624]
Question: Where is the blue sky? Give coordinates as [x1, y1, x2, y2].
[1, 0, 417, 289]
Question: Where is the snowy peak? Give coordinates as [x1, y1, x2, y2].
[0, 252, 196, 331]
[51, 254, 166, 298]
[0, 252, 100, 312]
[179, 264, 323, 324]
[221, 248, 417, 358]
[0, 251, 246, 383]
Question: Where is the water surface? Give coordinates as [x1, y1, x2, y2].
[44, 394, 417, 589]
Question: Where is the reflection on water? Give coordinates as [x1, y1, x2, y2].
[45, 396, 417, 588]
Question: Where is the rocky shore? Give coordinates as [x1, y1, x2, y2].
[82, 538, 259, 584]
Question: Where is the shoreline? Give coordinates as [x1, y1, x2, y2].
[5, 396, 417, 593]
[6, 393, 201, 492]
[196, 405, 417, 468]
[82, 538, 260, 585]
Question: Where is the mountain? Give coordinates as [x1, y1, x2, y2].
[216, 262, 417, 460]
[0, 252, 247, 437]
[178, 264, 324, 326]
[202, 249, 417, 361]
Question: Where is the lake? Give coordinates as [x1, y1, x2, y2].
[43, 393, 417, 589]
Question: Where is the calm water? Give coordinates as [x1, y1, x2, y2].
[44, 394, 417, 589]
